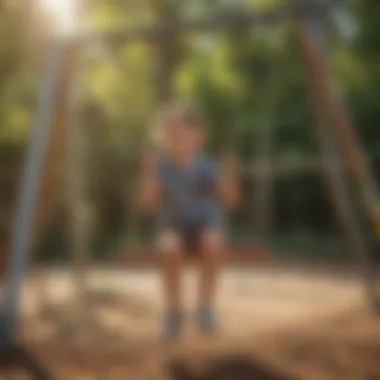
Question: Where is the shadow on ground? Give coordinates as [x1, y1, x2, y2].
[0, 345, 52, 380]
[169, 355, 296, 380]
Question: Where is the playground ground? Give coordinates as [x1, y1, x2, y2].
[4, 265, 380, 379]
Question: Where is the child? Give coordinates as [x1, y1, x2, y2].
[139, 101, 239, 339]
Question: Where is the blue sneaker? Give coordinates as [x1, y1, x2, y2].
[196, 305, 216, 333]
[163, 310, 182, 340]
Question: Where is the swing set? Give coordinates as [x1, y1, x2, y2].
[0, 1, 379, 378]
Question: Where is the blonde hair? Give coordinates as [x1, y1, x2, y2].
[151, 101, 205, 145]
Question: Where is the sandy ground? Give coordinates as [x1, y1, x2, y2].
[2, 267, 380, 379]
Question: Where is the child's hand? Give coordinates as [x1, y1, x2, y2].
[220, 151, 238, 177]
[141, 147, 157, 173]
[139, 147, 160, 211]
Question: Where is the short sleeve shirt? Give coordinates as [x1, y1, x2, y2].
[156, 154, 223, 230]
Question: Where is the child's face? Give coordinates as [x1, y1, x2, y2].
[162, 117, 204, 161]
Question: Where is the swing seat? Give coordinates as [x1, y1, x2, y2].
[118, 242, 270, 267]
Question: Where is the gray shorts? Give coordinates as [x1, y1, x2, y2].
[158, 219, 225, 256]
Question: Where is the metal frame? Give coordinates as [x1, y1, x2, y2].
[75, 0, 337, 43]
[0, 43, 63, 379]
[298, 17, 380, 310]
[301, 17, 378, 307]
[0, 0, 377, 367]
[0, 44, 65, 343]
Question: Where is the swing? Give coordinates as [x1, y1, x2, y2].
[0, 1, 379, 378]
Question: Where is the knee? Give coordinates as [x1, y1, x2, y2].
[158, 231, 183, 264]
[201, 229, 224, 256]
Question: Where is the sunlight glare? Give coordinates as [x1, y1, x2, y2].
[40, 0, 77, 36]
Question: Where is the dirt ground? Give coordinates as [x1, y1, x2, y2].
[2, 266, 380, 379]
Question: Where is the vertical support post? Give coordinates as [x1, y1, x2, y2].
[297, 15, 379, 308]
[253, 75, 277, 241]
[151, 0, 181, 104]
[0, 43, 65, 345]
[297, 19, 380, 237]
[66, 43, 90, 321]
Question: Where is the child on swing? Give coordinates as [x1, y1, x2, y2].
[139, 101, 239, 340]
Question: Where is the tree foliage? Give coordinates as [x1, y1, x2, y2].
[0, 0, 379, 256]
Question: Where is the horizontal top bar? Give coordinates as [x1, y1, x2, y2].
[69, 0, 340, 45]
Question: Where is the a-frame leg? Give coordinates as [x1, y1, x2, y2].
[0, 41, 78, 379]
[297, 19, 380, 310]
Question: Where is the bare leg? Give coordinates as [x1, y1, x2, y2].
[198, 228, 224, 309]
[158, 230, 184, 311]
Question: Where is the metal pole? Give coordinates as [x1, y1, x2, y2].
[76, 1, 335, 44]
[298, 15, 379, 308]
[0, 43, 64, 345]
[297, 22, 380, 235]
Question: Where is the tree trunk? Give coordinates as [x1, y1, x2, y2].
[151, 0, 182, 104]
[66, 45, 91, 322]
[253, 74, 278, 239]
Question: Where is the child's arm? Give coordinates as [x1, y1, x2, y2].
[137, 148, 161, 212]
[217, 152, 240, 208]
